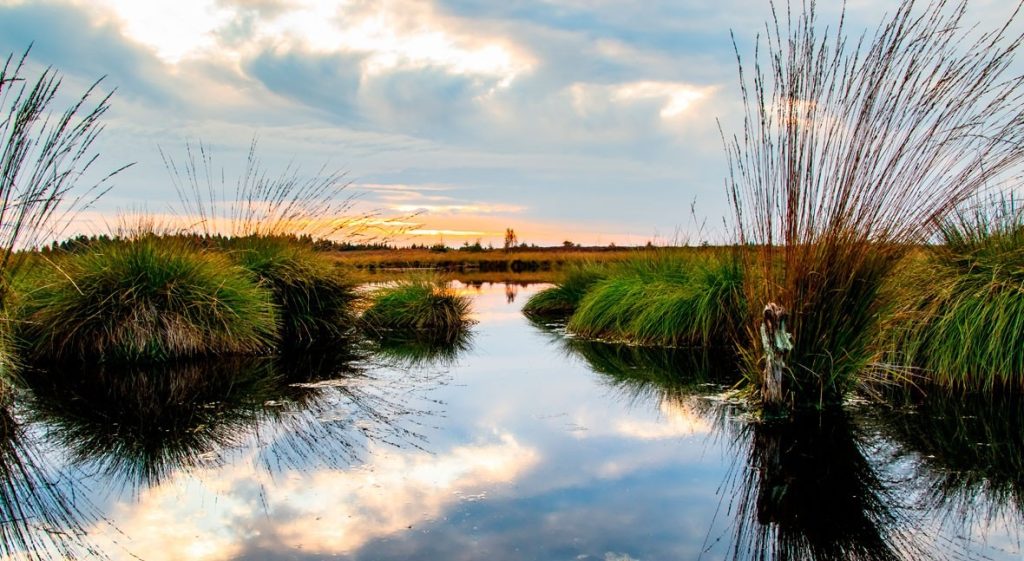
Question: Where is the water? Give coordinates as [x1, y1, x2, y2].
[1, 282, 1022, 560]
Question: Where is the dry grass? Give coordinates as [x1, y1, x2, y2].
[332, 246, 711, 282]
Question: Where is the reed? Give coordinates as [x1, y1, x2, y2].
[18, 236, 278, 362]
[165, 139, 373, 241]
[0, 46, 123, 389]
[722, 0, 1024, 411]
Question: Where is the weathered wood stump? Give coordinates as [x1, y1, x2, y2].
[760, 303, 793, 409]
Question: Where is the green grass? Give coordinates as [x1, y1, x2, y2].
[565, 253, 745, 347]
[886, 199, 1024, 390]
[17, 236, 278, 362]
[522, 262, 606, 318]
[360, 276, 472, 340]
[228, 236, 356, 348]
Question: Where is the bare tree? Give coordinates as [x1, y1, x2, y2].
[504, 227, 517, 252]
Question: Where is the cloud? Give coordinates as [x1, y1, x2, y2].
[84, 433, 540, 560]
[4, 0, 895, 245]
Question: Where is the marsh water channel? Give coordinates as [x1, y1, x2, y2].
[0, 283, 1021, 560]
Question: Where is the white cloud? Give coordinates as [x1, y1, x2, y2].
[85, 432, 540, 559]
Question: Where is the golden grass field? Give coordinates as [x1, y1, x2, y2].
[328, 246, 707, 283]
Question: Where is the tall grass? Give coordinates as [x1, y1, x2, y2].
[360, 276, 473, 339]
[522, 262, 607, 318]
[18, 236, 278, 362]
[165, 138, 379, 241]
[722, 0, 1024, 411]
[886, 197, 1024, 389]
[0, 47, 123, 386]
[229, 236, 356, 347]
[566, 253, 745, 347]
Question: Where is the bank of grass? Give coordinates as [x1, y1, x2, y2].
[360, 275, 472, 339]
[885, 199, 1024, 390]
[564, 253, 746, 347]
[17, 236, 278, 362]
[332, 246, 675, 282]
[522, 262, 607, 318]
[227, 236, 356, 348]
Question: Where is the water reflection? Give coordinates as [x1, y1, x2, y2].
[0, 401, 97, 560]
[21, 343, 447, 492]
[875, 390, 1024, 539]
[0, 283, 1020, 560]
[23, 358, 279, 487]
[723, 412, 925, 561]
[534, 324, 968, 560]
[367, 329, 475, 370]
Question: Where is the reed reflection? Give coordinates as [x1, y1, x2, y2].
[538, 323, 936, 561]
[21, 342, 447, 491]
[875, 389, 1024, 537]
[0, 392, 97, 560]
[722, 412, 925, 561]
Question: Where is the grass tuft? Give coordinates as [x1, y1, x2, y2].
[360, 276, 473, 339]
[17, 236, 278, 362]
[228, 236, 356, 348]
[886, 197, 1024, 390]
[522, 262, 606, 318]
[565, 253, 745, 347]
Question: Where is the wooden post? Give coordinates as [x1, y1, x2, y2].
[760, 303, 793, 409]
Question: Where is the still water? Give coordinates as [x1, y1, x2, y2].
[2, 283, 1022, 560]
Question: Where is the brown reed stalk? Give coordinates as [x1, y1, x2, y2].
[722, 0, 1024, 412]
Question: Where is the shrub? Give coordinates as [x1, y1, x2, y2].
[18, 237, 278, 362]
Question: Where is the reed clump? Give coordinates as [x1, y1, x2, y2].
[565, 253, 746, 347]
[522, 262, 607, 318]
[886, 198, 1024, 390]
[18, 236, 278, 362]
[228, 236, 356, 348]
[360, 276, 472, 339]
[722, 0, 1024, 412]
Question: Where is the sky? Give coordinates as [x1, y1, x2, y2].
[0, 0, 1019, 246]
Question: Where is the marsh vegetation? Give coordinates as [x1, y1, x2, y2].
[0, 0, 1023, 558]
